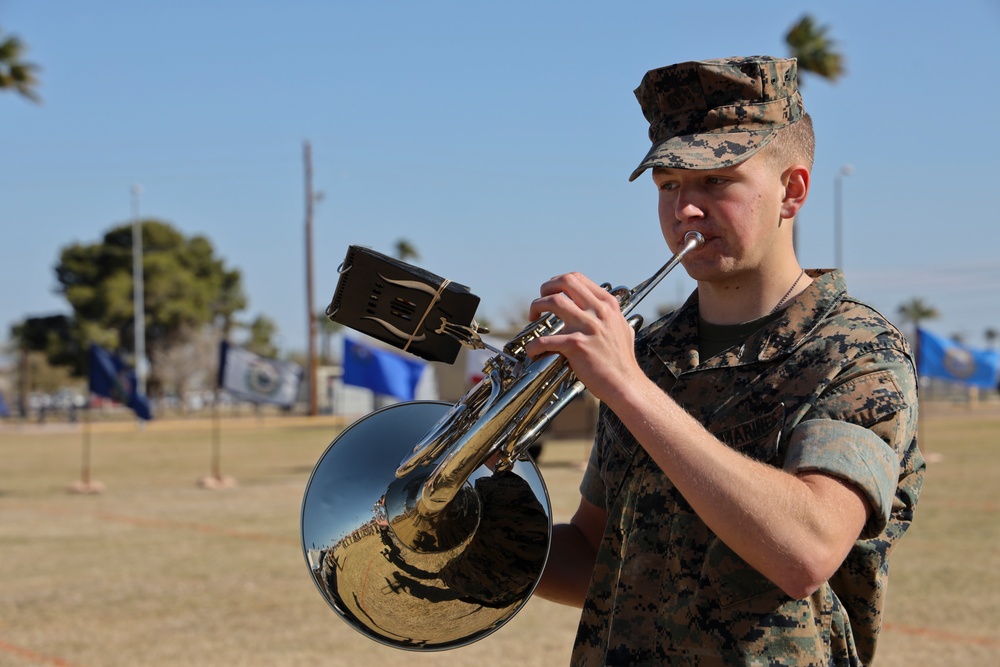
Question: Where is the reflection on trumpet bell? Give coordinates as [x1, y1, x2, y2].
[301, 401, 551, 650]
[384, 471, 482, 553]
[436, 473, 549, 606]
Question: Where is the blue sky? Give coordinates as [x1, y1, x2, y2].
[2, 0, 999, 357]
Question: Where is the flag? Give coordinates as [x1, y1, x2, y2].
[0, 390, 9, 418]
[88, 344, 153, 420]
[917, 328, 1000, 388]
[218, 341, 303, 407]
[342, 338, 426, 401]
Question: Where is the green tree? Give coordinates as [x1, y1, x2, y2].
[12, 315, 80, 367]
[0, 25, 40, 103]
[54, 220, 247, 392]
[785, 15, 845, 84]
[245, 315, 279, 359]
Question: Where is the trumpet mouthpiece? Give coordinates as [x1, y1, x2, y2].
[683, 231, 705, 248]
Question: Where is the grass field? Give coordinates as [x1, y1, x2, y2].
[2, 403, 998, 666]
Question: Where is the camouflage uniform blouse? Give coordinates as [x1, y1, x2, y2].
[573, 270, 925, 666]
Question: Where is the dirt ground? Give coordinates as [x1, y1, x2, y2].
[1, 403, 998, 665]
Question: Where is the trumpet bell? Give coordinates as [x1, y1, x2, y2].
[301, 401, 552, 650]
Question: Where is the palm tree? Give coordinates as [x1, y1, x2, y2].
[0, 26, 41, 103]
[897, 298, 940, 331]
[784, 16, 844, 255]
[897, 298, 940, 382]
[393, 239, 419, 263]
[985, 327, 998, 350]
[785, 15, 845, 85]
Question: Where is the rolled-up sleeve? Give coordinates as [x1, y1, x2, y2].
[784, 419, 898, 538]
[783, 353, 916, 538]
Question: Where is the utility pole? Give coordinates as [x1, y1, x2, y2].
[304, 141, 318, 416]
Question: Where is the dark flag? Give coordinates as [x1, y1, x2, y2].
[88, 344, 153, 420]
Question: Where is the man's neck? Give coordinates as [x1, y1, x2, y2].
[696, 263, 811, 325]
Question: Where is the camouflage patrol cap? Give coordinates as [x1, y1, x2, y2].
[629, 55, 804, 181]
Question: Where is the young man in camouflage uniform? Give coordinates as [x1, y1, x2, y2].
[529, 56, 925, 666]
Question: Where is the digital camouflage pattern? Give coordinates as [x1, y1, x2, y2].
[574, 270, 925, 666]
[629, 56, 804, 181]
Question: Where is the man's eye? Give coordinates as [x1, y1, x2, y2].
[658, 181, 678, 191]
[707, 176, 728, 185]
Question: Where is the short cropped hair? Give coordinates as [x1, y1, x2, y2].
[760, 112, 815, 170]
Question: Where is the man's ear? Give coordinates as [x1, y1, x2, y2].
[780, 165, 810, 219]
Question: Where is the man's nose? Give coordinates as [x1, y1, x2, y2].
[674, 187, 706, 222]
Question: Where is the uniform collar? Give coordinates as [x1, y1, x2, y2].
[645, 269, 846, 376]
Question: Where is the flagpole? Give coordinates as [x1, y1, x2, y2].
[69, 392, 105, 494]
[212, 387, 222, 480]
[304, 141, 319, 417]
[200, 348, 236, 489]
[82, 406, 90, 486]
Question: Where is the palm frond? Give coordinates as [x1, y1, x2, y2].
[785, 14, 845, 84]
[0, 29, 42, 103]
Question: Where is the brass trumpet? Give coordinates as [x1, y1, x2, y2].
[300, 231, 704, 650]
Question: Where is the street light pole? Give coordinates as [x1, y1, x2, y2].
[834, 165, 853, 269]
[131, 184, 147, 396]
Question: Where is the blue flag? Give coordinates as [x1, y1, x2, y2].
[917, 328, 1000, 389]
[342, 338, 426, 401]
[88, 344, 153, 420]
